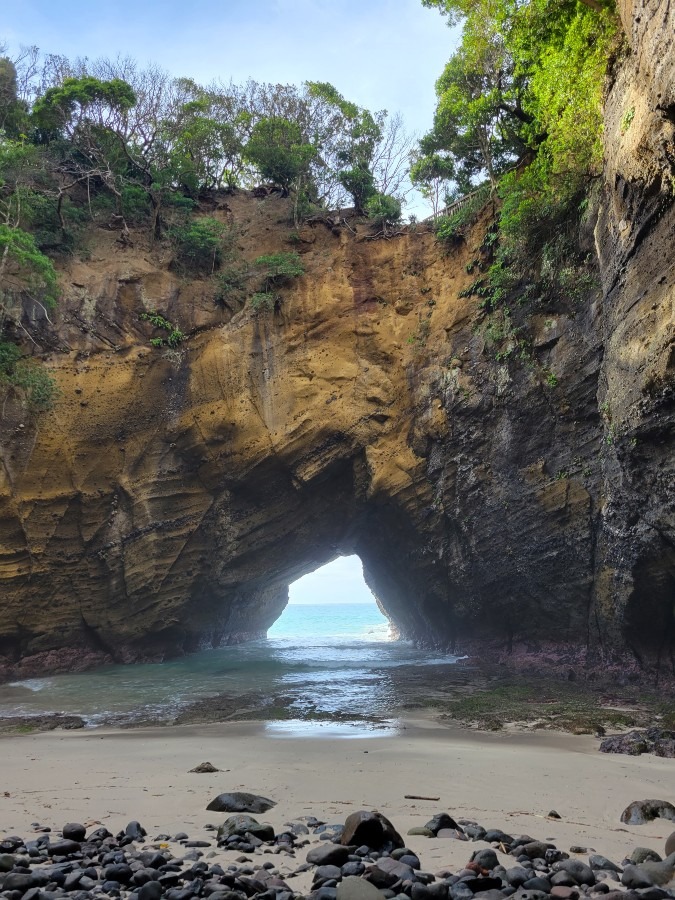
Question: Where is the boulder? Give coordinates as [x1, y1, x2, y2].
[207, 792, 275, 813]
[620, 800, 675, 825]
[340, 811, 404, 850]
[217, 815, 274, 842]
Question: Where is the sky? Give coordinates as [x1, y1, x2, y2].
[2, 1, 459, 215]
[288, 555, 376, 605]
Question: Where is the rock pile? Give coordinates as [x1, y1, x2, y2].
[1, 809, 674, 900]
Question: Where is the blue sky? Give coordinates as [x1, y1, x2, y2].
[288, 555, 376, 605]
[3, 1, 458, 212]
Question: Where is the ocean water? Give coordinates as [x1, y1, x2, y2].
[0, 603, 466, 730]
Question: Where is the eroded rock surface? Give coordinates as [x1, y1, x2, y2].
[0, 1, 673, 679]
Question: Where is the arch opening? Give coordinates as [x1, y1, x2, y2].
[267, 555, 391, 643]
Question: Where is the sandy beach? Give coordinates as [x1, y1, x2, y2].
[2, 717, 672, 881]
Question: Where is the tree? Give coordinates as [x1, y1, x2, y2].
[410, 152, 456, 216]
[0, 137, 59, 330]
[243, 116, 315, 196]
[0, 57, 29, 136]
[365, 192, 402, 230]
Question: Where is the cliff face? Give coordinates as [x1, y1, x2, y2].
[0, 0, 673, 679]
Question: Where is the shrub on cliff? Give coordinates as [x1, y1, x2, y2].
[0, 340, 59, 410]
[365, 192, 402, 229]
[170, 217, 231, 274]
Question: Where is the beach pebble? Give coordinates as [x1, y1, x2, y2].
[218, 816, 275, 843]
[470, 891, 506, 900]
[0, 853, 15, 872]
[47, 839, 81, 856]
[629, 848, 661, 864]
[341, 811, 404, 851]
[189, 761, 220, 773]
[665, 832, 675, 857]
[138, 882, 164, 900]
[484, 831, 513, 846]
[314, 864, 344, 883]
[62, 823, 86, 842]
[516, 843, 555, 861]
[207, 793, 276, 814]
[307, 844, 352, 866]
[450, 885, 475, 900]
[588, 856, 620, 873]
[426, 815, 461, 837]
[551, 860, 594, 886]
[363, 863, 403, 889]
[342, 861, 366, 877]
[397, 854, 421, 870]
[522, 877, 551, 892]
[126, 821, 147, 841]
[548, 812, 561, 820]
[550, 889, 579, 900]
[408, 828, 435, 838]
[472, 850, 499, 871]
[504, 868, 531, 888]
[371, 857, 415, 881]
[337, 877, 385, 900]
[620, 865, 654, 889]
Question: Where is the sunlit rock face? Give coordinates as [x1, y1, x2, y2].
[0, 1, 673, 678]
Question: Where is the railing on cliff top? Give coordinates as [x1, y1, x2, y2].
[421, 186, 490, 223]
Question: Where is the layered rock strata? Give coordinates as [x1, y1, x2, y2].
[0, 0, 673, 678]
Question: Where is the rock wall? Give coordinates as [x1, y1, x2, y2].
[0, 0, 673, 679]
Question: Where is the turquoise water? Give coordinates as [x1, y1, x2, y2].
[0, 603, 464, 728]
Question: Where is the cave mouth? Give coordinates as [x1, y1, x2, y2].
[267, 555, 392, 644]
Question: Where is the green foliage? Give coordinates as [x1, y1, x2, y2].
[139, 311, 185, 348]
[424, 0, 619, 306]
[170, 216, 229, 274]
[253, 251, 304, 290]
[0, 340, 59, 410]
[338, 166, 376, 213]
[0, 223, 59, 306]
[621, 106, 635, 134]
[434, 184, 491, 244]
[365, 192, 402, 228]
[243, 116, 315, 194]
[215, 261, 248, 307]
[0, 57, 28, 137]
[249, 291, 277, 313]
[32, 76, 137, 138]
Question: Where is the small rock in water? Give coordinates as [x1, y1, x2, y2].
[207, 792, 276, 813]
[190, 761, 221, 773]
